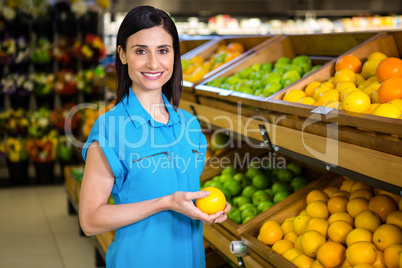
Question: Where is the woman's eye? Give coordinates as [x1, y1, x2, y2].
[136, 49, 146, 55]
[159, 49, 168, 54]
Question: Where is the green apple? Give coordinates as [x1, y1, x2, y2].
[228, 209, 242, 224]
[226, 75, 240, 85]
[236, 85, 252, 93]
[273, 190, 291, 204]
[264, 188, 273, 200]
[245, 166, 262, 180]
[254, 89, 263, 96]
[251, 63, 262, 71]
[242, 215, 255, 224]
[291, 177, 308, 192]
[271, 181, 292, 195]
[233, 173, 247, 187]
[274, 62, 289, 73]
[257, 200, 274, 212]
[286, 64, 304, 75]
[276, 56, 291, 64]
[221, 165, 237, 177]
[277, 169, 294, 183]
[220, 187, 233, 200]
[241, 206, 258, 220]
[282, 70, 301, 80]
[262, 72, 282, 85]
[287, 162, 302, 176]
[312, 65, 322, 71]
[249, 70, 266, 80]
[252, 191, 271, 206]
[207, 180, 224, 189]
[219, 173, 232, 184]
[282, 77, 299, 88]
[238, 67, 253, 79]
[202, 180, 213, 188]
[239, 203, 254, 211]
[242, 185, 257, 199]
[261, 62, 273, 73]
[210, 133, 230, 153]
[223, 178, 242, 196]
[206, 78, 222, 87]
[244, 88, 255, 95]
[263, 82, 282, 96]
[292, 55, 311, 65]
[212, 175, 220, 181]
[297, 62, 312, 73]
[252, 173, 271, 190]
[252, 80, 264, 90]
[233, 196, 251, 208]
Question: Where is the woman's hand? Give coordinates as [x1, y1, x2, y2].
[168, 191, 231, 225]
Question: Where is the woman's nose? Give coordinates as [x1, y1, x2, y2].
[147, 53, 160, 69]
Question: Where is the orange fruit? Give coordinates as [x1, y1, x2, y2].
[328, 220, 353, 244]
[346, 228, 373, 247]
[306, 200, 329, 219]
[350, 181, 372, 193]
[294, 234, 303, 250]
[299, 97, 316, 105]
[376, 57, 402, 82]
[339, 258, 351, 268]
[292, 253, 315, 267]
[281, 218, 295, 234]
[336, 54, 362, 73]
[328, 211, 354, 225]
[191, 55, 205, 65]
[376, 189, 402, 204]
[283, 89, 306, 103]
[323, 186, 340, 198]
[305, 81, 322, 97]
[371, 103, 402, 118]
[282, 247, 303, 261]
[349, 189, 373, 201]
[322, 81, 336, 89]
[362, 59, 382, 79]
[377, 77, 402, 103]
[355, 209, 382, 233]
[260, 220, 283, 245]
[342, 90, 371, 113]
[195, 187, 226, 214]
[272, 239, 294, 255]
[301, 230, 326, 257]
[327, 196, 349, 214]
[316, 241, 346, 268]
[224, 52, 241, 63]
[368, 194, 398, 223]
[346, 241, 377, 266]
[307, 190, 329, 204]
[347, 197, 369, 218]
[372, 250, 385, 268]
[226, 42, 245, 53]
[293, 214, 312, 236]
[373, 223, 402, 251]
[340, 178, 356, 192]
[284, 231, 298, 243]
[386, 210, 402, 229]
[383, 243, 402, 268]
[332, 191, 351, 199]
[334, 68, 357, 85]
[311, 260, 325, 268]
[305, 217, 329, 238]
[368, 52, 388, 61]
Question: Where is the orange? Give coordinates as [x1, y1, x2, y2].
[349, 189, 373, 201]
[355, 209, 382, 233]
[327, 196, 348, 214]
[332, 191, 350, 199]
[328, 211, 354, 225]
[316, 241, 346, 268]
[299, 97, 316, 105]
[259, 220, 284, 245]
[226, 42, 245, 53]
[347, 197, 369, 218]
[272, 239, 294, 255]
[328, 220, 353, 244]
[335, 54, 362, 73]
[372, 250, 385, 268]
[281, 218, 295, 234]
[377, 77, 402, 103]
[306, 200, 329, 219]
[216, 45, 227, 53]
[376, 57, 402, 82]
[336, 81, 357, 92]
[375, 189, 402, 204]
[361, 59, 382, 79]
[195, 187, 226, 214]
[318, 89, 340, 103]
[300, 230, 326, 257]
[388, 98, 402, 111]
[334, 68, 357, 85]
[371, 103, 402, 118]
[224, 51, 241, 63]
[339, 258, 351, 268]
[283, 89, 306, 103]
[307, 190, 329, 204]
[293, 214, 312, 236]
[305, 217, 329, 238]
[284, 231, 298, 243]
[282, 247, 303, 261]
[383, 243, 402, 268]
[346, 241, 377, 266]
[323, 186, 340, 198]
[292, 253, 315, 267]
[191, 55, 205, 65]
[373, 223, 402, 251]
[368, 52, 388, 61]
[311, 260, 324, 268]
[346, 228, 373, 247]
[342, 90, 371, 113]
[340, 87, 360, 100]
[294, 234, 303, 249]
[368, 194, 398, 223]
[340, 178, 356, 192]
[386, 210, 402, 229]
[305, 81, 322, 97]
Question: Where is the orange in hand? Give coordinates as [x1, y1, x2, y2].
[196, 187, 226, 214]
[335, 54, 362, 73]
[376, 57, 402, 82]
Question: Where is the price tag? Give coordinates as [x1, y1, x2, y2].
[311, 106, 335, 115]
[219, 90, 233, 96]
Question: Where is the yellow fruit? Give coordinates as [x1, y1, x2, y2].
[313, 85, 331, 100]
[372, 250, 385, 268]
[368, 52, 388, 61]
[350, 181, 372, 192]
[283, 89, 306, 103]
[282, 247, 302, 261]
[260, 220, 284, 245]
[373, 223, 402, 251]
[355, 210, 382, 233]
[323, 81, 336, 89]
[305, 81, 322, 97]
[367, 76, 379, 83]
[340, 179, 356, 192]
[362, 59, 382, 79]
[388, 99, 402, 111]
[294, 234, 303, 250]
[363, 82, 381, 96]
[337, 81, 357, 92]
[299, 97, 316, 105]
[346, 228, 373, 247]
[339, 258, 351, 268]
[347, 197, 369, 218]
[328, 220, 353, 244]
[341, 87, 360, 100]
[334, 68, 357, 85]
[319, 89, 340, 103]
[332, 191, 351, 199]
[293, 214, 312, 236]
[323, 186, 340, 198]
[307, 190, 329, 204]
[272, 239, 294, 255]
[368, 194, 398, 223]
[305, 217, 329, 238]
[353, 263, 375, 268]
[349, 189, 373, 201]
[386, 210, 402, 229]
[327, 196, 349, 214]
[284, 231, 298, 243]
[281, 218, 295, 234]
[306, 200, 329, 219]
[366, 103, 381, 113]
[371, 103, 402, 118]
[399, 250, 402, 268]
[301, 230, 326, 257]
[355, 73, 366, 85]
[346, 241, 377, 266]
[328, 211, 354, 225]
[323, 99, 339, 107]
[371, 90, 381, 103]
[376, 189, 402, 204]
[191, 55, 205, 65]
[195, 187, 226, 214]
[292, 253, 315, 267]
[383, 243, 402, 268]
[316, 241, 346, 268]
[342, 90, 371, 113]
[311, 260, 325, 268]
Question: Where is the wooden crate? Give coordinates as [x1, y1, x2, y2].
[194, 32, 377, 112]
[64, 165, 83, 204]
[241, 173, 344, 267]
[180, 37, 218, 57]
[96, 230, 115, 254]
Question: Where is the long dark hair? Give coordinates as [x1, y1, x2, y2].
[114, 6, 182, 109]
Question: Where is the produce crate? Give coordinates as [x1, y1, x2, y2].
[241, 173, 344, 267]
[194, 32, 377, 112]
[266, 31, 402, 157]
[180, 37, 218, 57]
[64, 165, 83, 204]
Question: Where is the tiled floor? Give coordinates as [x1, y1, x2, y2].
[0, 185, 98, 268]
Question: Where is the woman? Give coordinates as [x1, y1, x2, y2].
[79, 5, 230, 268]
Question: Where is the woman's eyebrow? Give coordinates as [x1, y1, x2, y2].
[131, 44, 173, 49]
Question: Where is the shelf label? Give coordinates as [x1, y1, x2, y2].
[311, 106, 335, 115]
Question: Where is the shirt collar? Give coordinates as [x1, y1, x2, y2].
[122, 88, 180, 128]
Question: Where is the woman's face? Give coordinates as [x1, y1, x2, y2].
[119, 26, 174, 93]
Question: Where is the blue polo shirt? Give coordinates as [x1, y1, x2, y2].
[82, 88, 207, 268]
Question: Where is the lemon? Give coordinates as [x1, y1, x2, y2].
[283, 89, 306, 103]
[305, 81, 322, 97]
[195, 187, 226, 214]
[313, 85, 331, 100]
[300, 230, 326, 257]
[340, 87, 359, 100]
[346, 228, 373, 247]
[388, 99, 402, 111]
[299, 97, 316, 105]
[318, 89, 340, 103]
[368, 51, 388, 61]
[334, 68, 357, 84]
[371, 103, 402, 118]
[336, 81, 357, 92]
[361, 59, 382, 79]
[342, 90, 371, 113]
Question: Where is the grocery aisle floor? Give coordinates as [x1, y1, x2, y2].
[0, 185, 97, 268]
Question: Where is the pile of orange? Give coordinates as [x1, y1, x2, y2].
[257, 177, 402, 268]
[282, 51, 402, 119]
[182, 42, 245, 84]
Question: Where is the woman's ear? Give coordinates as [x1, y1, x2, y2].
[118, 45, 127, 65]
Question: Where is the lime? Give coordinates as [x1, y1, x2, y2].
[261, 62, 273, 72]
[287, 162, 302, 176]
[238, 67, 252, 79]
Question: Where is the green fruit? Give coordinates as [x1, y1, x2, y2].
[233, 173, 247, 187]
[206, 78, 222, 88]
[257, 200, 274, 212]
[287, 162, 302, 176]
[241, 206, 258, 220]
[212, 175, 220, 181]
[282, 70, 301, 80]
[252, 173, 271, 190]
[181, 58, 192, 71]
[223, 178, 242, 196]
[220, 187, 233, 200]
[214, 53, 226, 64]
[264, 188, 273, 200]
[228, 209, 242, 224]
[233, 196, 251, 208]
[252, 80, 264, 90]
[242, 215, 255, 224]
[249, 70, 266, 80]
[226, 75, 241, 85]
[262, 72, 282, 85]
[210, 133, 230, 153]
[242, 185, 257, 199]
[203, 180, 213, 188]
[277, 169, 294, 183]
[282, 77, 299, 88]
[276, 56, 291, 64]
[263, 82, 282, 96]
[292, 55, 311, 65]
[251, 63, 262, 71]
[207, 180, 223, 189]
[290, 177, 308, 192]
[221, 165, 237, 177]
[261, 62, 273, 73]
[273, 191, 291, 204]
[271, 181, 292, 195]
[286, 65, 303, 75]
[239, 203, 254, 211]
[245, 166, 262, 180]
[219, 173, 232, 184]
[252, 191, 271, 206]
[238, 67, 252, 79]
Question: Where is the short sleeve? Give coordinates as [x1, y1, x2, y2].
[82, 115, 125, 190]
